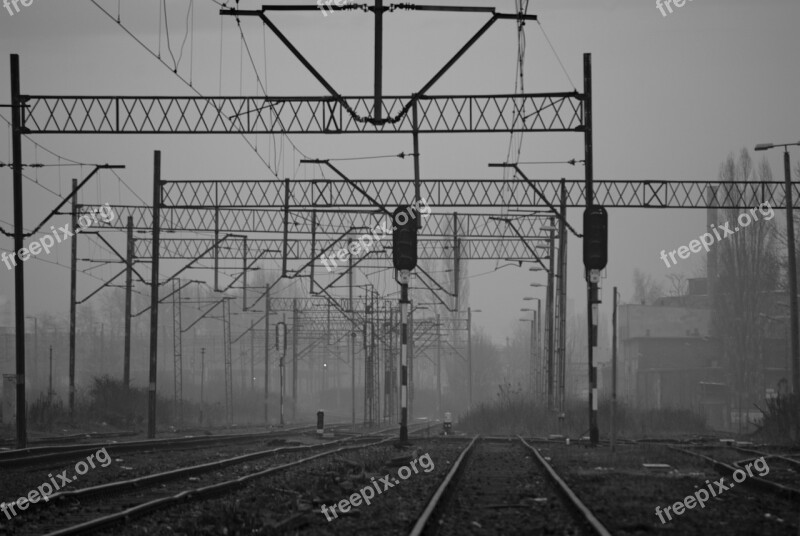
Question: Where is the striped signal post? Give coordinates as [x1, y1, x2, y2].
[398, 269, 410, 444]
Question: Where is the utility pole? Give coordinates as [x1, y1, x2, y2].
[436, 313, 441, 417]
[48, 345, 53, 403]
[264, 285, 270, 426]
[349, 246, 356, 432]
[557, 180, 569, 413]
[783, 148, 800, 396]
[69, 178, 78, 419]
[584, 53, 599, 447]
[399, 271, 410, 443]
[292, 297, 298, 422]
[546, 216, 556, 410]
[123, 216, 133, 388]
[250, 319, 255, 392]
[10, 54, 27, 449]
[611, 287, 618, 453]
[199, 347, 205, 425]
[408, 303, 414, 422]
[26, 317, 37, 397]
[147, 151, 162, 439]
[467, 307, 472, 409]
[279, 314, 287, 426]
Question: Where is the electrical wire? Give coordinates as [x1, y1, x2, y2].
[89, 0, 282, 179]
[537, 20, 576, 91]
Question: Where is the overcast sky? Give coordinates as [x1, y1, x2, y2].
[0, 0, 799, 343]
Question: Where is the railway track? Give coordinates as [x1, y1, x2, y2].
[6, 422, 434, 536]
[672, 444, 800, 501]
[409, 436, 611, 536]
[0, 423, 350, 469]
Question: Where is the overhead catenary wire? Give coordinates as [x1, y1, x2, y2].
[88, 0, 286, 181]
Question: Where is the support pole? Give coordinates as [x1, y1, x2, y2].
[200, 347, 205, 425]
[453, 213, 460, 313]
[408, 303, 414, 422]
[147, 151, 162, 439]
[584, 52, 599, 447]
[557, 180, 568, 412]
[374, 0, 383, 121]
[399, 273, 410, 443]
[783, 148, 800, 396]
[69, 178, 78, 419]
[467, 306, 472, 409]
[349, 248, 356, 431]
[280, 314, 286, 426]
[588, 276, 600, 446]
[123, 216, 133, 388]
[213, 206, 220, 291]
[310, 210, 317, 293]
[436, 313, 441, 417]
[282, 178, 290, 278]
[48, 345, 53, 402]
[292, 297, 298, 421]
[545, 216, 556, 409]
[611, 287, 618, 453]
[250, 319, 255, 392]
[11, 53, 26, 449]
[264, 285, 270, 426]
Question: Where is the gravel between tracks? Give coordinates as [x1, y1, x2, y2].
[544, 443, 800, 536]
[437, 440, 584, 535]
[82, 440, 465, 536]
[0, 437, 317, 506]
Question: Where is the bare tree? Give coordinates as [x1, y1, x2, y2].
[632, 268, 664, 305]
[713, 149, 780, 430]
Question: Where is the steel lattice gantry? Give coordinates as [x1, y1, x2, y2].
[156, 179, 800, 209]
[19, 93, 583, 134]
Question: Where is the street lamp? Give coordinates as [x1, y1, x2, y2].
[755, 140, 800, 395]
[529, 283, 545, 288]
[25, 316, 37, 390]
[467, 308, 482, 409]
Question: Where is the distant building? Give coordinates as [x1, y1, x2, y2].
[605, 278, 790, 431]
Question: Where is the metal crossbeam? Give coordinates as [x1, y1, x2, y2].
[154, 179, 796, 210]
[77, 205, 553, 236]
[133, 237, 547, 261]
[21, 93, 583, 134]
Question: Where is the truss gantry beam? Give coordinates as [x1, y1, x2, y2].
[79, 178, 800, 212]
[20, 93, 583, 134]
[133, 237, 546, 261]
[159, 179, 800, 209]
[78, 205, 554, 237]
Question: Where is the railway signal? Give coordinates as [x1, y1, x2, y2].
[583, 206, 608, 271]
[392, 205, 418, 271]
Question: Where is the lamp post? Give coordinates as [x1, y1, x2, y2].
[25, 316, 37, 393]
[755, 140, 800, 395]
[519, 318, 536, 395]
[467, 308, 482, 409]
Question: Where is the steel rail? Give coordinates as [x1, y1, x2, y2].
[519, 436, 613, 536]
[0, 424, 324, 467]
[670, 446, 800, 501]
[42, 422, 434, 536]
[43, 438, 394, 536]
[408, 435, 479, 536]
